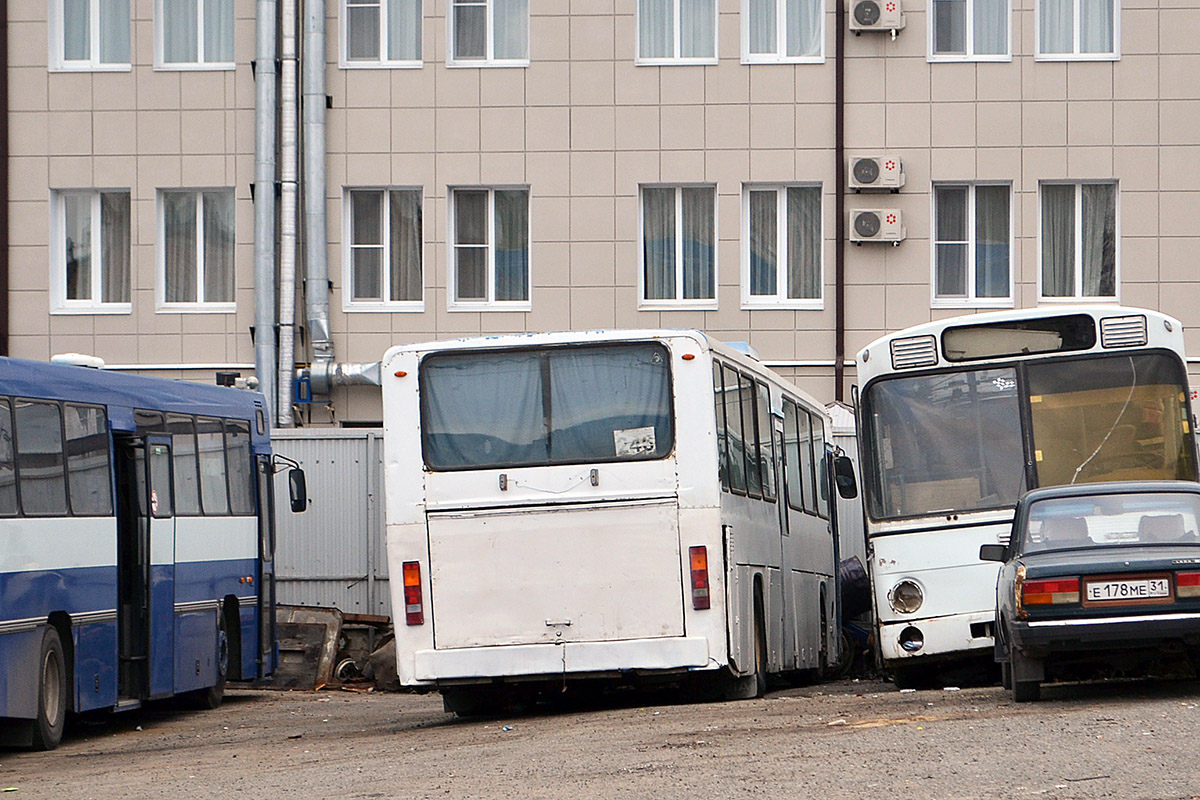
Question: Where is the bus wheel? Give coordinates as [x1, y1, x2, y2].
[31, 626, 67, 751]
[187, 616, 228, 710]
[752, 614, 768, 698]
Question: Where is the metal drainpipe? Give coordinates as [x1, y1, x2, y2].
[253, 0, 278, 422]
[303, 0, 335, 392]
[277, 0, 300, 426]
[834, 0, 847, 403]
[0, 3, 8, 357]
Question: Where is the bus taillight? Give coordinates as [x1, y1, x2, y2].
[689, 546, 710, 610]
[403, 561, 425, 625]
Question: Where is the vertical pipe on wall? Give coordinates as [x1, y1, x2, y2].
[253, 0, 278, 419]
[277, 0, 300, 426]
[303, 0, 333, 383]
[0, 3, 10, 357]
[834, 0, 847, 403]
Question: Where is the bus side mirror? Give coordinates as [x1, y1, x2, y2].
[833, 455, 857, 499]
[288, 468, 308, 513]
[979, 544, 1007, 562]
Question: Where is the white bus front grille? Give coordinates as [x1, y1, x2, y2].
[890, 335, 938, 370]
[1100, 315, 1148, 349]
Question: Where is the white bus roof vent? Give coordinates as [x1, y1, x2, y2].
[1099, 314, 1148, 349]
[889, 335, 937, 370]
[724, 341, 761, 361]
[51, 353, 106, 369]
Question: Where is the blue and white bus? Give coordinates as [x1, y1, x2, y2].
[0, 356, 304, 749]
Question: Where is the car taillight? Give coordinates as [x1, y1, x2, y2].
[403, 561, 424, 625]
[689, 546, 710, 610]
[1022, 577, 1080, 605]
[1177, 572, 1200, 598]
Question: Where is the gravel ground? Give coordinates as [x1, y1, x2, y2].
[4, 677, 1200, 799]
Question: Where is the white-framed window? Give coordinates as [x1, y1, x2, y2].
[932, 183, 1013, 307]
[637, 0, 717, 63]
[157, 0, 235, 69]
[1039, 181, 1118, 300]
[50, 0, 131, 71]
[50, 190, 132, 314]
[743, 184, 822, 308]
[640, 185, 717, 307]
[1036, 0, 1118, 58]
[449, 187, 530, 309]
[158, 189, 235, 311]
[929, 0, 1010, 60]
[743, 0, 823, 63]
[341, 0, 422, 67]
[448, 0, 528, 66]
[344, 188, 423, 311]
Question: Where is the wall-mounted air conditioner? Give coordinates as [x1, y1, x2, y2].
[850, 209, 905, 244]
[849, 156, 905, 192]
[849, 0, 906, 33]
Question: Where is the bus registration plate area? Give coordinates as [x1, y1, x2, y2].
[1083, 575, 1172, 606]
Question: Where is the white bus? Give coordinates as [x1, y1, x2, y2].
[381, 330, 857, 713]
[855, 307, 1198, 686]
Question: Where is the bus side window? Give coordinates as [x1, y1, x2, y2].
[756, 381, 776, 501]
[64, 403, 113, 516]
[0, 399, 17, 516]
[797, 409, 817, 515]
[813, 415, 830, 519]
[196, 416, 229, 515]
[713, 362, 729, 491]
[225, 419, 255, 515]
[723, 367, 747, 494]
[740, 372, 762, 499]
[14, 399, 68, 516]
[782, 399, 804, 511]
[166, 414, 201, 516]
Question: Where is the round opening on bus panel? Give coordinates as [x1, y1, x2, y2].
[898, 626, 924, 653]
[888, 580, 924, 614]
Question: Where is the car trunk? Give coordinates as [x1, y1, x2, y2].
[427, 500, 686, 650]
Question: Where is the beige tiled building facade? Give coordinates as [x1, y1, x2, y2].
[8, 0, 1200, 424]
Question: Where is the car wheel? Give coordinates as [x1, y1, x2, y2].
[1009, 650, 1040, 702]
[1000, 660, 1012, 691]
[31, 626, 67, 751]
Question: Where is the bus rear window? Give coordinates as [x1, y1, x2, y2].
[420, 343, 674, 471]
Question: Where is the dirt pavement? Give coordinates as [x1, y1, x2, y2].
[4, 678, 1200, 799]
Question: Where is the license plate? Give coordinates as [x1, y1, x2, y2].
[1086, 578, 1170, 602]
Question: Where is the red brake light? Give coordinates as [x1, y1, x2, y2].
[1178, 572, 1200, 597]
[1022, 577, 1080, 605]
[689, 546, 710, 610]
[403, 561, 424, 625]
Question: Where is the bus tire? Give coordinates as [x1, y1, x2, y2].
[186, 614, 228, 710]
[31, 626, 67, 751]
[752, 612, 768, 697]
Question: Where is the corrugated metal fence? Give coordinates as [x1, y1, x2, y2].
[270, 429, 391, 618]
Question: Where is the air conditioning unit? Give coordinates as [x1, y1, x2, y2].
[849, 0, 906, 33]
[850, 209, 905, 244]
[849, 156, 904, 192]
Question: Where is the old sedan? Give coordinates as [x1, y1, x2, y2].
[981, 481, 1200, 702]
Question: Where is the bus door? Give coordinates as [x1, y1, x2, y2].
[256, 456, 276, 678]
[114, 436, 176, 702]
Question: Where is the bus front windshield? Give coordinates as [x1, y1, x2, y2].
[420, 342, 674, 471]
[863, 351, 1195, 522]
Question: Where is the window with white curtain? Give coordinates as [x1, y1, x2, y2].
[51, 190, 131, 313]
[159, 189, 235, 309]
[158, 0, 234, 67]
[1037, 0, 1117, 57]
[450, 187, 530, 308]
[343, 0, 422, 65]
[449, 0, 528, 64]
[1040, 182, 1118, 300]
[638, 0, 717, 62]
[345, 188, 423, 309]
[641, 185, 716, 304]
[744, 185, 822, 307]
[932, 183, 1012, 305]
[743, 0, 823, 62]
[930, 0, 1009, 58]
[53, 0, 131, 69]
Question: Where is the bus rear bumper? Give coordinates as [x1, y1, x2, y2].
[878, 610, 995, 664]
[413, 637, 711, 682]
